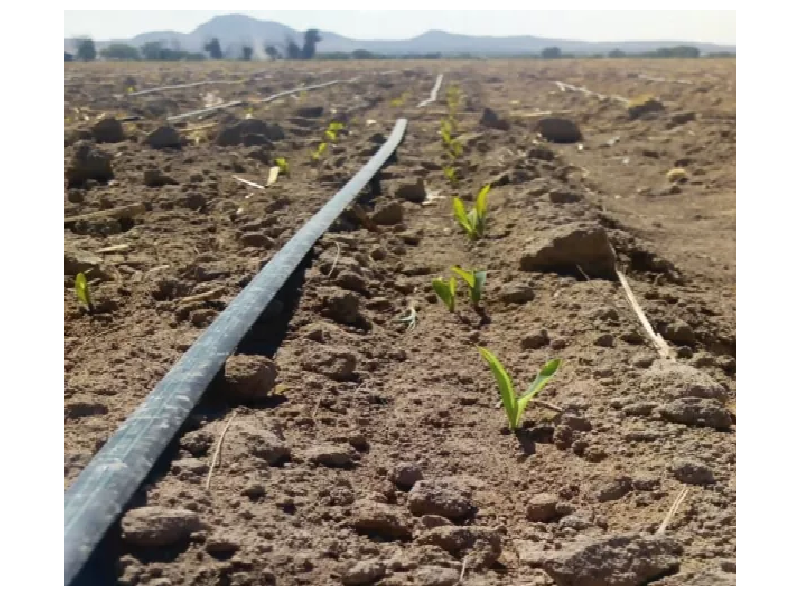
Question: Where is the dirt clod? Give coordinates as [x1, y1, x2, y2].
[341, 559, 386, 585]
[92, 117, 125, 143]
[519, 223, 615, 278]
[66, 141, 114, 187]
[670, 457, 715, 485]
[408, 479, 475, 519]
[145, 125, 183, 149]
[350, 500, 413, 539]
[390, 462, 424, 490]
[526, 493, 559, 522]
[121, 506, 205, 547]
[657, 397, 733, 430]
[415, 525, 502, 568]
[535, 118, 582, 143]
[522, 533, 682, 585]
[224, 355, 278, 400]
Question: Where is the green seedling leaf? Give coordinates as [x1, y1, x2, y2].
[328, 121, 344, 132]
[325, 129, 336, 141]
[479, 350, 562, 431]
[432, 277, 457, 312]
[443, 165, 458, 185]
[452, 267, 487, 306]
[478, 347, 518, 430]
[75, 272, 92, 310]
[517, 359, 562, 427]
[448, 139, 463, 158]
[453, 197, 474, 238]
[275, 157, 289, 174]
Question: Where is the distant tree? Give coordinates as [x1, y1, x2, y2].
[541, 47, 562, 59]
[285, 37, 302, 59]
[265, 44, 280, 60]
[64, 51, 73, 62]
[608, 49, 626, 58]
[351, 49, 375, 59]
[204, 37, 223, 59]
[301, 28, 322, 59]
[76, 37, 97, 61]
[141, 41, 165, 61]
[100, 43, 140, 61]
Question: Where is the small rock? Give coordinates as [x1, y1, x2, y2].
[145, 125, 183, 149]
[500, 281, 535, 304]
[531, 533, 682, 585]
[414, 565, 460, 586]
[520, 222, 615, 278]
[664, 320, 695, 344]
[350, 500, 413, 539]
[239, 232, 274, 248]
[306, 444, 356, 468]
[390, 462, 424, 490]
[522, 329, 549, 349]
[667, 111, 696, 129]
[143, 167, 178, 187]
[91, 117, 125, 143]
[415, 526, 501, 568]
[206, 533, 241, 554]
[372, 201, 404, 225]
[321, 289, 363, 325]
[526, 493, 558, 522]
[408, 479, 475, 519]
[670, 458, 715, 485]
[596, 476, 632, 502]
[341, 559, 385, 585]
[657, 397, 732, 430]
[242, 482, 266, 498]
[632, 352, 656, 368]
[549, 189, 583, 203]
[536, 117, 582, 143]
[593, 333, 614, 347]
[66, 141, 114, 187]
[479, 107, 510, 130]
[393, 178, 427, 202]
[171, 457, 208, 475]
[224, 355, 277, 400]
[301, 346, 357, 381]
[121, 507, 204, 547]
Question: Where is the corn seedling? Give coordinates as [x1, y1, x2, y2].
[275, 157, 289, 175]
[453, 184, 491, 240]
[312, 142, 328, 161]
[75, 272, 93, 311]
[448, 138, 463, 159]
[432, 276, 457, 312]
[443, 165, 458, 185]
[451, 267, 486, 307]
[478, 348, 562, 432]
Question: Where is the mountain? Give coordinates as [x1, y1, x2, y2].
[65, 13, 735, 56]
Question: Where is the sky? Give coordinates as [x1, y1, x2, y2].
[63, 10, 736, 45]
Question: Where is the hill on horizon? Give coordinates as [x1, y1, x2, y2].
[65, 13, 736, 57]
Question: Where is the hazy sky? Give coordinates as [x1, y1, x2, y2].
[64, 10, 736, 45]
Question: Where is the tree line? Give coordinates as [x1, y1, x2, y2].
[66, 29, 324, 62]
[65, 35, 733, 62]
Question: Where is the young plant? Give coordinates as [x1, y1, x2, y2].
[443, 165, 458, 185]
[453, 184, 491, 240]
[431, 276, 457, 313]
[451, 267, 486, 307]
[478, 348, 561, 432]
[75, 272, 93, 311]
[448, 138, 463, 159]
[312, 142, 328, 161]
[275, 157, 289, 175]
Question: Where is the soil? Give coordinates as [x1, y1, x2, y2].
[64, 58, 736, 586]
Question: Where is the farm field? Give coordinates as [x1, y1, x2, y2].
[64, 58, 736, 586]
